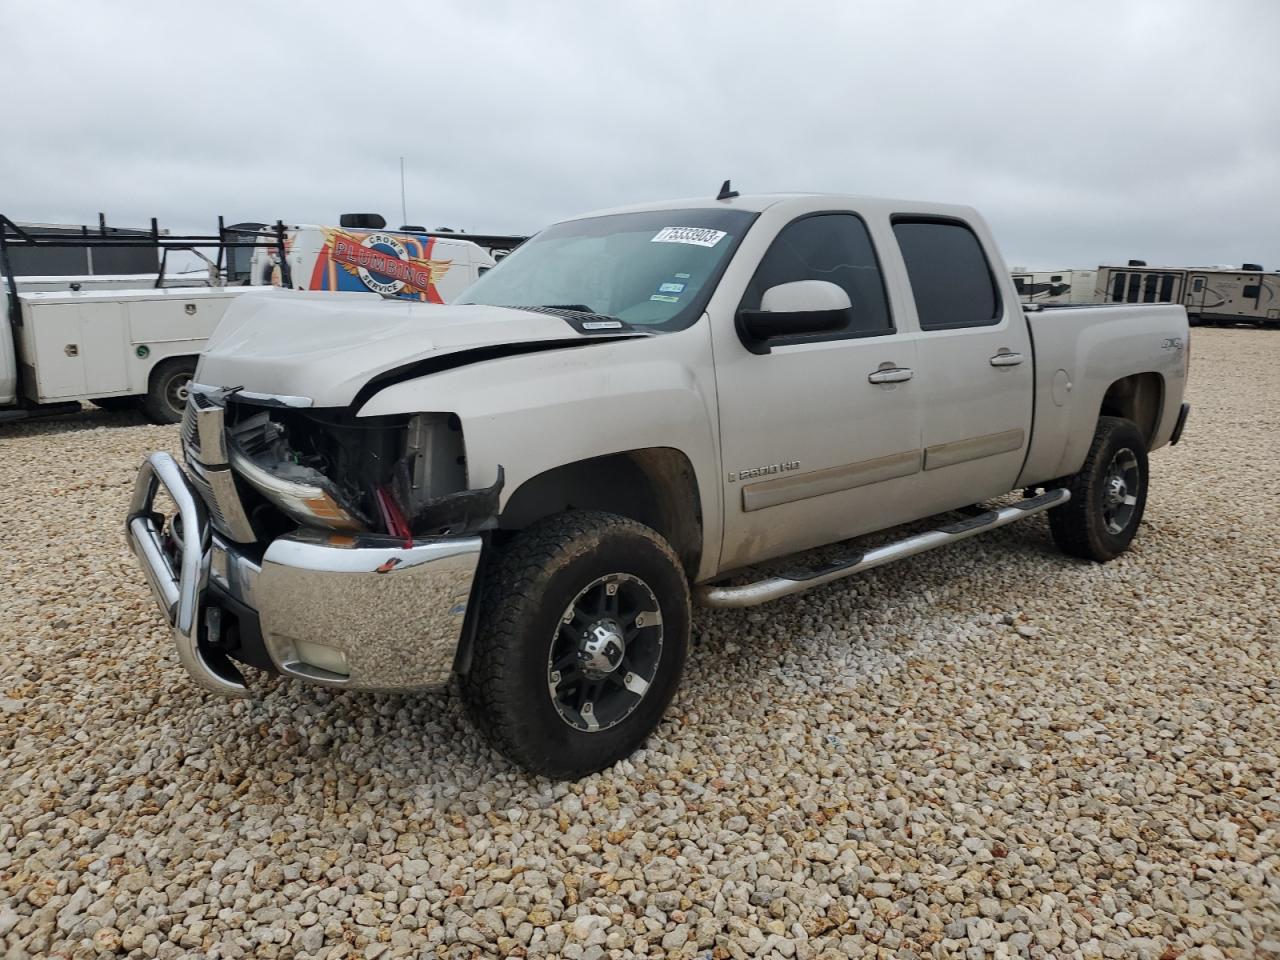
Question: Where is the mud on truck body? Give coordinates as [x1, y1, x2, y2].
[126, 190, 1190, 778]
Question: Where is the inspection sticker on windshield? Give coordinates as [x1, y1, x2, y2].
[651, 226, 726, 247]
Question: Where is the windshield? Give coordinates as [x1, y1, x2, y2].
[458, 207, 757, 331]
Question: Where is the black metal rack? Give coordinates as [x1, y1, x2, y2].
[1, 213, 293, 326]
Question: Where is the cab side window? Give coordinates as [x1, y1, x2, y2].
[893, 218, 1001, 330]
[741, 213, 893, 341]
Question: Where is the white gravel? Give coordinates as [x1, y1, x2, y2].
[2, 327, 1278, 960]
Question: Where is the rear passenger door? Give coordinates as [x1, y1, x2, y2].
[893, 217, 1033, 514]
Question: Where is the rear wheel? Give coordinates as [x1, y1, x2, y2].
[461, 511, 690, 779]
[142, 358, 196, 424]
[1049, 416, 1148, 562]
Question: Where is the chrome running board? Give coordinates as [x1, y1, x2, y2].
[696, 488, 1071, 609]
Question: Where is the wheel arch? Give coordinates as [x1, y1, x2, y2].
[499, 447, 703, 576]
[148, 353, 199, 384]
[1098, 372, 1164, 446]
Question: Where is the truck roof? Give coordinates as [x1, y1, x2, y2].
[566, 192, 982, 222]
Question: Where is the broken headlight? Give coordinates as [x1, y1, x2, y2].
[222, 404, 498, 538]
[226, 410, 369, 532]
[229, 447, 366, 532]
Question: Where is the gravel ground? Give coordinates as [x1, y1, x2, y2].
[2, 327, 1277, 960]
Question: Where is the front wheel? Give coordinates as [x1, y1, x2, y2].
[1049, 416, 1149, 562]
[461, 511, 690, 779]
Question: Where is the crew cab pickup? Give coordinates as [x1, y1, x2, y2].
[125, 191, 1191, 778]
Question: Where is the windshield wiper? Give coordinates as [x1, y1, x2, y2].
[514, 304, 622, 323]
[539, 304, 603, 315]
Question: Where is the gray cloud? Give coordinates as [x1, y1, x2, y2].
[4, 0, 1277, 269]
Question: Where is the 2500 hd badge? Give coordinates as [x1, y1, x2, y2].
[729, 460, 801, 482]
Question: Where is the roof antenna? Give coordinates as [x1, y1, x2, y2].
[716, 179, 739, 201]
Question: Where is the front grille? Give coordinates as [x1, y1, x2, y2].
[180, 399, 200, 455]
[181, 391, 256, 543]
[186, 463, 229, 529]
[181, 389, 222, 460]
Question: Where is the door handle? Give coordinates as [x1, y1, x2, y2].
[990, 351, 1024, 367]
[867, 366, 914, 384]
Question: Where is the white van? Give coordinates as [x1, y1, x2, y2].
[249, 222, 497, 303]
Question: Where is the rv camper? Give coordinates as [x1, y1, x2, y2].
[1094, 261, 1279, 326]
[1011, 269, 1098, 306]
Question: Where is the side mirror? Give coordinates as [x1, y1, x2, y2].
[738, 280, 851, 352]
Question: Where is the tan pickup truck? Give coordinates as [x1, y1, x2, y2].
[126, 190, 1191, 778]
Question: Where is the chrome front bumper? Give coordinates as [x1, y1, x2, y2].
[126, 451, 483, 696]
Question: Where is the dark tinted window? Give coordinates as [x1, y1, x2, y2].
[1126, 274, 1142, 302]
[1243, 283, 1261, 299]
[742, 214, 892, 338]
[1111, 273, 1127, 302]
[1192, 277, 1204, 293]
[893, 219, 999, 330]
[1159, 274, 1175, 301]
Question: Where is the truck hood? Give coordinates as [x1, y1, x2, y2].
[197, 290, 636, 407]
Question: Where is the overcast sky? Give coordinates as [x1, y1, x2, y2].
[4, 1, 1278, 269]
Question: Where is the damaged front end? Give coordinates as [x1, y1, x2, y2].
[125, 385, 497, 697]
[216, 397, 503, 544]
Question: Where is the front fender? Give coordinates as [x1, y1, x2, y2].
[356, 326, 724, 581]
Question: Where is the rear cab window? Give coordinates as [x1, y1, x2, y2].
[739, 212, 893, 344]
[892, 218, 1001, 330]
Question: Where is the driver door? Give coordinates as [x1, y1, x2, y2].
[711, 212, 923, 571]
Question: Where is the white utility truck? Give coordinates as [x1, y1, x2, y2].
[8, 273, 213, 294]
[125, 188, 1191, 779]
[1, 216, 511, 423]
[0, 216, 294, 424]
[0, 286, 270, 422]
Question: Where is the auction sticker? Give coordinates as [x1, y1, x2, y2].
[651, 226, 726, 247]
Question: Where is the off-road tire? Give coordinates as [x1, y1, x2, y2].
[142, 358, 196, 424]
[1049, 416, 1148, 562]
[461, 511, 690, 779]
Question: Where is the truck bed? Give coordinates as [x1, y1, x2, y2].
[1020, 303, 1189, 487]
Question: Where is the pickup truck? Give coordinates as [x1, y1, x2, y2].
[125, 190, 1191, 779]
